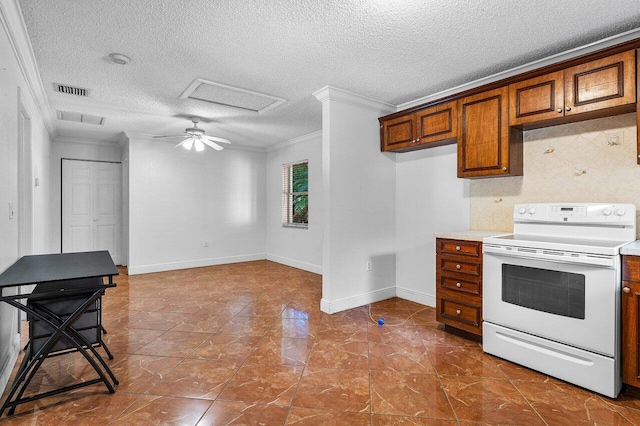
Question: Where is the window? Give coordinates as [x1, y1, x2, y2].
[282, 160, 308, 228]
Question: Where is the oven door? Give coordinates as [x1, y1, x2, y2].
[483, 245, 620, 357]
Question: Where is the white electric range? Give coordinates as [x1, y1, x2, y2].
[482, 203, 636, 398]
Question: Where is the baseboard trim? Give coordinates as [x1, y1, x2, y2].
[266, 254, 322, 275]
[320, 286, 396, 314]
[396, 286, 435, 307]
[0, 331, 21, 398]
[127, 253, 266, 275]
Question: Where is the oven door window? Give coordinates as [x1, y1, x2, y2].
[502, 264, 585, 319]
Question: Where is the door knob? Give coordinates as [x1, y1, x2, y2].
[557, 108, 563, 113]
[456, 282, 461, 288]
[456, 309, 461, 315]
[623, 287, 631, 293]
[565, 106, 572, 111]
[456, 264, 461, 270]
[93, 218, 98, 222]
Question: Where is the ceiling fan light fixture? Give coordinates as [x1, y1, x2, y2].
[183, 138, 195, 150]
[157, 117, 231, 152]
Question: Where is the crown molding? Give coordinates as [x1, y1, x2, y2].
[399, 27, 640, 110]
[313, 86, 396, 115]
[0, 0, 57, 139]
[55, 136, 122, 147]
[266, 130, 322, 153]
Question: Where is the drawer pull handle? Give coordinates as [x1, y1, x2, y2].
[456, 309, 461, 315]
[456, 264, 461, 270]
[456, 282, 461, 288]
[623, 286, 631, 294]
[455, 246, 461, 251]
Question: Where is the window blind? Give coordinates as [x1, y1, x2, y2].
[282, 160, 308, 228]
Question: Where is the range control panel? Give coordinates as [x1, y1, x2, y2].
[514, 203, 636, 225]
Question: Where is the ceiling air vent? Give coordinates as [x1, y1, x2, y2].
[57, 110, 106, 125]
[54, 83, 89, 97]
[180, 79, 285, 114]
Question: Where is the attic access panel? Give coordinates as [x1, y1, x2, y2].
[57, 110, 106, 125]
[181, 79, 286, 114]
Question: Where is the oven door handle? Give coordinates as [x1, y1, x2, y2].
[483, 244, 616, 268]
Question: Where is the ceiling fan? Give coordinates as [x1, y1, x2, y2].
[153, 117, 231, 151]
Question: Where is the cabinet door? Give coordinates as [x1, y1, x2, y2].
[458, 86, 521, 178]
[637, 49, 640, 165]
[622, 280, 640, 387]
[380, 113, 416, 151]
[564, 50, 636, 116]
[416, 101, 457, 144]
[509, 71, 564, 126]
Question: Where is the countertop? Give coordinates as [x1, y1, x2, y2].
[433, 230, 506, 242]
[621, 241, 640, 256]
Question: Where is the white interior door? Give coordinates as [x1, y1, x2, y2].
[62, 160, 122, 264]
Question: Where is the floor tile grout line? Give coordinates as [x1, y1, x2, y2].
[281, 295, 323, 424]
[595, 392, 638, 423]
[420, 331, 461, 425]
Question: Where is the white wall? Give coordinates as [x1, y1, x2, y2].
[127, 135, 266, 274]
[395, 145, 470, 306]
[314, 87, 396, 313]
[265, 131, 322, 274]
[0, 9, 54, 395]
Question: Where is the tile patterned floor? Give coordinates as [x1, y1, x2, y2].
[2, 260, 640, 425]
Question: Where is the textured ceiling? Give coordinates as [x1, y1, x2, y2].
[17, 0, 640, 147]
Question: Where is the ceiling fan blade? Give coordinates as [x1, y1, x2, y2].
[174, 139, 187, 148]
[201, 138, 224, 151]
[154, 134, 187, 139]
[203, 134, 231, 144]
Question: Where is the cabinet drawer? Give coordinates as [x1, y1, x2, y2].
[436, 293, 482, 334]
[440, 275, 480, 295]
[437, 239, 481, 257]
[438, 256, 481, 277]
[623, 256, 640, 282]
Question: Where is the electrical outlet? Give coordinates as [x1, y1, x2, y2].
[366, 261, 372, 271]
[8, 202, 14, 219]
[204, 241, 209, 247]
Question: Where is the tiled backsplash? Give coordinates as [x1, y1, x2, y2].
[470, 113, 640, 235]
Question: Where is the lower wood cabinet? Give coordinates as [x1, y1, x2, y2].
[436, 238, 483, 336]
[622, 255, 640, 388]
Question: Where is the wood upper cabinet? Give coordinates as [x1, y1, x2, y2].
[457, 87, 523, 178]
[380, 101, 457, 152]
[510, 50, 636, 126]
[509, 71, 564, 126]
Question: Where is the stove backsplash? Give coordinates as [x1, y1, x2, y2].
[470, 113, 640, 237]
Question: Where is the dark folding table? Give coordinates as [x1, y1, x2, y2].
[0, 251, 119, 416]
